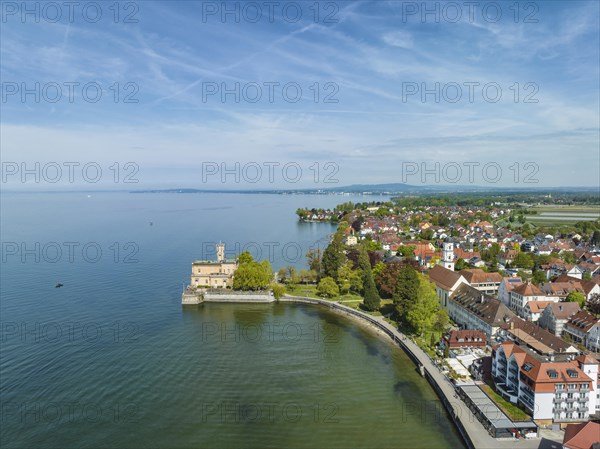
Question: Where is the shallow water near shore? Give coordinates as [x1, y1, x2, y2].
[1, 192, 464, 448]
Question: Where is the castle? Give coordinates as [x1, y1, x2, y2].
[190, 243, 238, 289]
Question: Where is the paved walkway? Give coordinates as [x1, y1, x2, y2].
[281, 296, 564, 449]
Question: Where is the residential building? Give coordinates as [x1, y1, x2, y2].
[459, 269, 502, 295]
[523, 301, 553, 322]
[497, 317, 579, 356]
[442, 330, 486, 349]
[564, 311, 600, 352]
[491, 341, 593, 424]
[448, 284, 515, 341]
[538, 302, 581, 336]
[498, 277, 523, 306]
[509, 282, 559, 318]
[539, 282, 586, 301]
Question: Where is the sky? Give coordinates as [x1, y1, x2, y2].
[1, 0, 599, 190]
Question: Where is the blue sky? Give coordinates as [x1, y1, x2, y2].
[1, 1, 599, 189]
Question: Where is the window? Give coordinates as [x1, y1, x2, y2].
[523, 363, 534, 372]
[547, 369, 558, 379]
[567, 369, 578, 378]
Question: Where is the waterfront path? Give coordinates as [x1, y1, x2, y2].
[281, 295, 563, 449]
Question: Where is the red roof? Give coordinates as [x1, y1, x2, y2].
[563, 421, 600, 449]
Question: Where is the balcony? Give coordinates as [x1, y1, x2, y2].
[566, 397, 579, 402]
[520, 394, 534, 407]
[520, 385, 534, 397]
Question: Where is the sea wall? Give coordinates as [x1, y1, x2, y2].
[203, 291, 274, 303]
[182, 289, 274, 304]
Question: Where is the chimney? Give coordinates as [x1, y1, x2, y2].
[480, 294, 485, 304]
[510, 321, 514, 330]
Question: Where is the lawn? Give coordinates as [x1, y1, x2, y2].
[284, 284, 364, 302]
[284, 285, 397, 317]
[480, 383, 530, 421]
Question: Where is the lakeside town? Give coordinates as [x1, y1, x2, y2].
[184, 192, 600, 448]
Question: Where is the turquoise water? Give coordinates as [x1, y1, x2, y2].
[0, 192, 464, 448]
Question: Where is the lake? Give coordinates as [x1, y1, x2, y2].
[0, 192, 464, 448]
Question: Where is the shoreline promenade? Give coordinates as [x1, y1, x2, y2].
[280, 295, 564, 449]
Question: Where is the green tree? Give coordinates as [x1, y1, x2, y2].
[317, 277, 339, 298]
[238, 251, 254, 264]
[306, 248, 322, 276]
[531, 270, 547, 285]
[513, 252, 534, 269]
[582, 271, 592, 281]
[372, 261, 385, 279]
[421, 229, 434, 240]
[393, 264, 420, 319]
[362, 270, 380, 311]
[561, 251, 577, 264]
[321, 227, 347, 280]
[566, 291, 586, 307]
[277, 267, 287, 283]
[298, 269, 316, 285]
[271, 283, 286, 299]
[397, 245, 416, 258]
[296, 208, 309, 220]
[286, 266, 300, 286]
[233, 258, 273, 291]
[433, 309, 449, 331]
[405, 276, 441, 335]
[358, 243, 380, 311]
[337, 261, 354, 294]
[455, 258, 468, 271]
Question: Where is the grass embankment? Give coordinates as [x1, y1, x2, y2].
[285, 284, 362, 302]
[284, 285, 396, 316]
[480, 382, 530, 421]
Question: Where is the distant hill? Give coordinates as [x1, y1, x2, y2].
[130, 185, 598, 195]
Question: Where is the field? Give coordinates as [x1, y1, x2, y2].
[526, 205, 599, 226]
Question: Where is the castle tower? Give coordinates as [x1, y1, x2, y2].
[442, 241, 454, 271]
[216, 242, 225, 263]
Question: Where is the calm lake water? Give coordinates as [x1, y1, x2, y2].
[0, 192, 464, 449]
